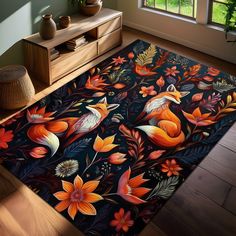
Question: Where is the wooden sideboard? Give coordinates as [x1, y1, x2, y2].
[23, 8, 122, 85]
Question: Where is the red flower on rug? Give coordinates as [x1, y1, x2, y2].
[110, 208, 134, 233]
[189, 64, 201, 76]
[0, 128, 13, 149]
[165, 66, 180, 77]
[85, 75, 109, 91]
[139, 85, 157, 97]
[182, 107, 215, 126]
[117, 167, 151, 204]
[128, 52, 134, 59]
[208, 67, 220, 76]
[161, 159, 182, 177]
[30, 147, 48, 159]
[112, 56, 127, 65]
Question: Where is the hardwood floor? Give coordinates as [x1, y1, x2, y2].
[0, 26, 236, 236]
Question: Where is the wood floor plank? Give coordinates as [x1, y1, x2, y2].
[207, 144, 236, 169]
[224, 187, 236, 216]
[153, 207, 198, 236]
[184, 166, 231, 205]
[0, 173, 16, 201]
[0, 205, 28, 236]
[219, 126, 236, 152]
[200, 148, 236, 186]
[0, 166, 83, 236]
[165, 183, 236, 236]
[140, 222, 167, 236]
[1, 191, 60, 236]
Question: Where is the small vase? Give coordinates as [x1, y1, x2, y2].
[39, 14, 56, 40]
[59, 16, 71, 29]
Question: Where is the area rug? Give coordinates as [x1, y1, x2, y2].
[1, 39, 236, 235]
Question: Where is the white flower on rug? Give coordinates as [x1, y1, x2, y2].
[55, 160, 79, 178]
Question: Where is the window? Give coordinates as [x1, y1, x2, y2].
[142, 0, 197, 19]
[209, 0, 228, 25]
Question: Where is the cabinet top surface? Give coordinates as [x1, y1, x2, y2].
[24, 8, 122, 49]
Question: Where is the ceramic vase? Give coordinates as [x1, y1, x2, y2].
[59, 16, 71, 29]
[39, 14, 56, 40]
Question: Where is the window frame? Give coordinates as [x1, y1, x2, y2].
[142, 0, 197, 20]
[208, 0, 228, 26]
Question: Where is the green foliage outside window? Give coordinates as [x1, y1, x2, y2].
[224, 0, 236, 42]
[143, 0, 236, 41]
[143, 0, 196, 18]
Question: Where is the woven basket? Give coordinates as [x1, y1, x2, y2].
[0, 65, 35, 110]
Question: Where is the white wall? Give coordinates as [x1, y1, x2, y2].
[116, 0, 236, 64]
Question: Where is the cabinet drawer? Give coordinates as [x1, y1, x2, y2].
[98, 29, 122, 55]
[98, 17, 121, 38]
[51, 41, 98, 82]
[89, 17, 121, 39]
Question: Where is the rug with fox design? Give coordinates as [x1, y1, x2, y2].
[1, 39, 236, 235]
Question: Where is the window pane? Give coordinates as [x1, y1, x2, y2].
[167, 0, 179, 14]
[155, 0, 166, 10]
[180, 0, 193, 17]
[212, 2, 227, 24]
[145, 0, 155, 7]
[143, 0, 196, 18]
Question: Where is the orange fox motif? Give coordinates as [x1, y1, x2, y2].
[62, 97, 119, 147]
[136, 84, 189, 148]
[27, 121, 68, 157]
[27, 97, 119, 157]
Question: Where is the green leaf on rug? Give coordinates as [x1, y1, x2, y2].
[147, 176, 179, 200]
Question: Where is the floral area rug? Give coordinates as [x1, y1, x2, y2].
[1, 39, 236, 235]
